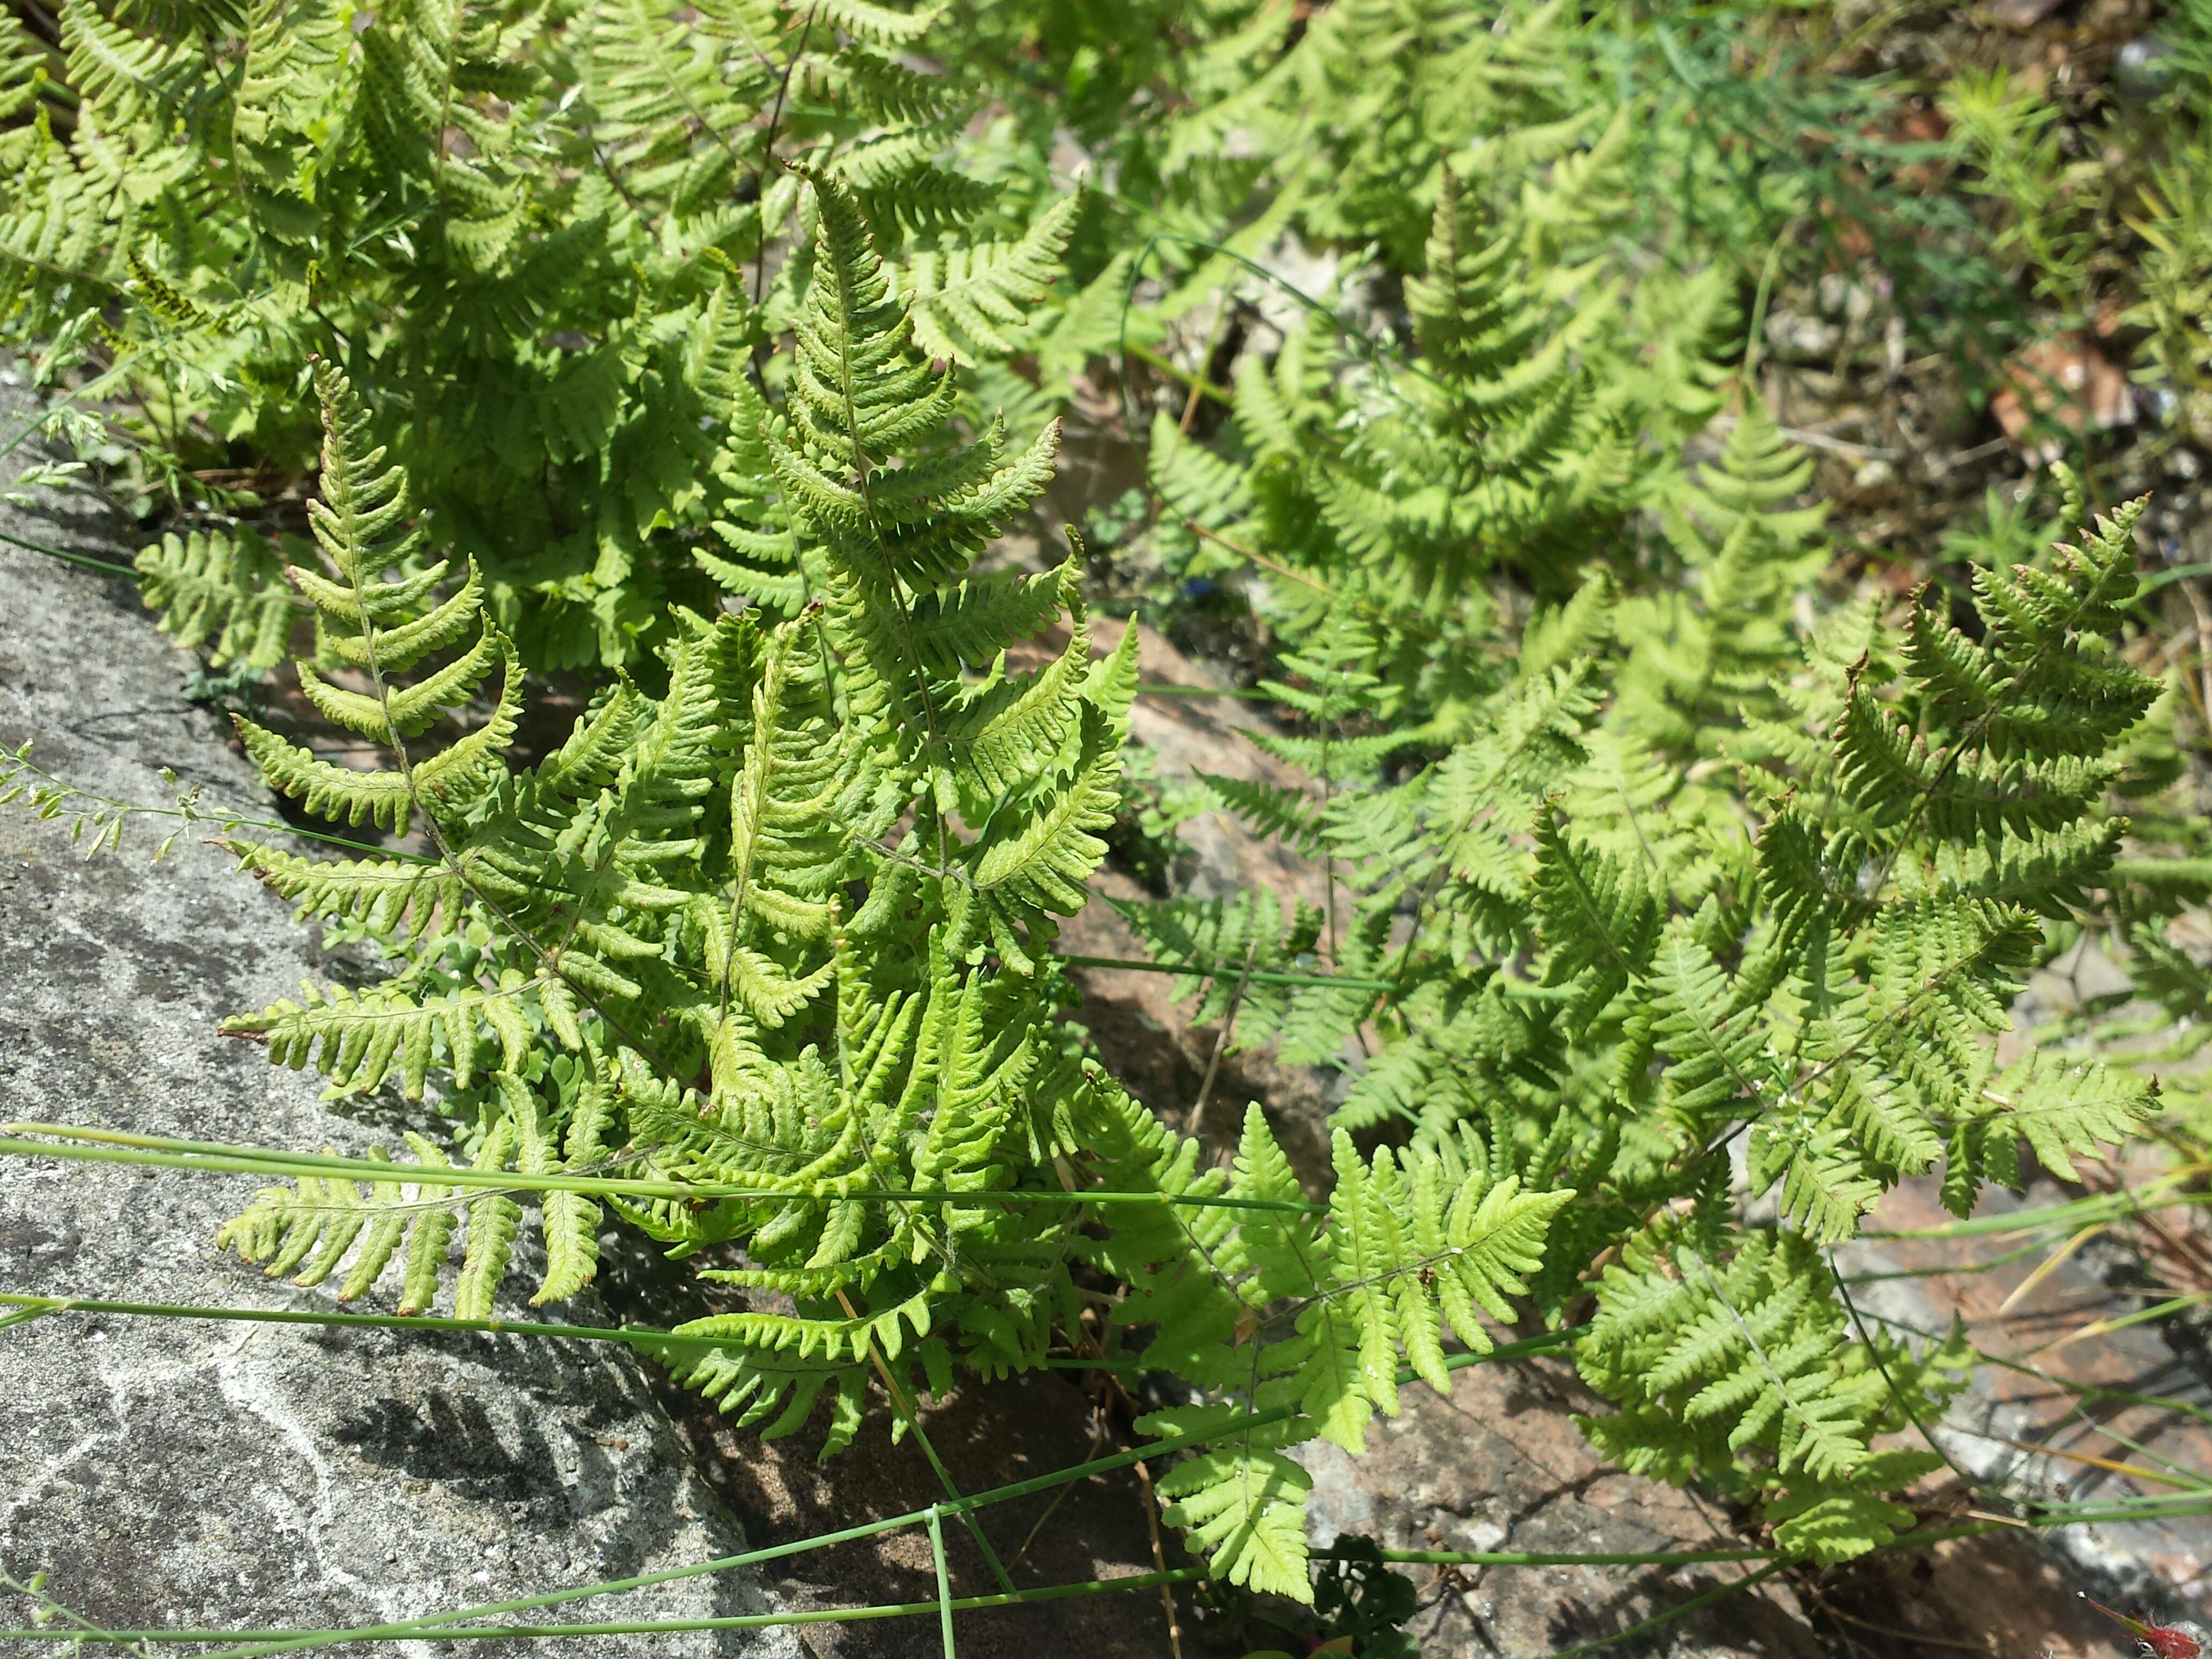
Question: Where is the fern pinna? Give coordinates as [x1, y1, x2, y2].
[1126, 461, 2165, 1564]
[198, 178, 1568, 1598]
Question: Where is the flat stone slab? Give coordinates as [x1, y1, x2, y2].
[0, 413, 798, 1656]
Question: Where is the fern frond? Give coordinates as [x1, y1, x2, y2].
[226, 976, 535, 1096]
[1326, 1129, 1571, 1407]
[1533, 813, 1660, 1034]
[1580, 1218, 1870, 1485]
[231, 841, 467, 941]
[893, 193, 1078, 365]
[970, 696, 1127, 918]
[454, 1109, 523, 1320]
[1154, 1447, 1314, 1598]
[215, 1130, 473, 1312]
[134, 527, 296, 669]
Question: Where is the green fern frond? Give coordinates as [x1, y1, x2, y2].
[1326, 1129, 1572, 1408]
[1109, 888, 1324, 1045]
[1533, 813, 1661, 1035]
[893, 193, 1078, 365]
[970, 694, 1129, 920]
[1579, 1218, 1871, 1485]
[231, 366, 522, 832]
[1154, 1447, 1314, 1599]
[216, 1130, 464, 1310]
[226, 976, 535, 1097]
[231, 842, 466, 941]
[134, 527, 296, 669]
[1765, 1451, 1946, 1565]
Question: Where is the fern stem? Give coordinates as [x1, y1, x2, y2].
[1185, 931, 1259, 1137]
[751, 3, 818, 307]
[3, 748, 435, 861]
[1182, 286, 1241, 426]
[1827, 1256, 1983, 1497]
[1123, 343, 1231, 408]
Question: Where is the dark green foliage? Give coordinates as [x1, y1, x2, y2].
[1310, 1537, 1420, 1659]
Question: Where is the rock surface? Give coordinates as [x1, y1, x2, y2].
[0, 422, 798, 1655]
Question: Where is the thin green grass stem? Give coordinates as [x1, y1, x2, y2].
[1863, 1179, 2192, 1240]
[1055, 955, 1400, 992]
[0, 1127, 1322, 1212]
[0, 527, 140, 578]
[0, 1291, 1141, 1377]
[5, 1569, 1209, 1653]
[928, 1507, 957, 1659]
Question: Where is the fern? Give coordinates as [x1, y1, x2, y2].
[5, 0, 1071, 672]
[890, 195, 1081, 366]
[1155, 1447, 1314, 1599]
[1579, 1217, 1871, 1484]
[10, 0, 2199, 1610]
[228, 363, 521, 835]
[1088, 1096, 1571, 1593]
[133, 527, 297, 669]
[1114, 442, 2164, 1559]
[186, 198, 1438, 1576]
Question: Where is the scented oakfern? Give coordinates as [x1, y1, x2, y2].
[1125, 470, 2164, 1562]
[1145, 155, 1732, 738]
[0, 0, 1077, 669]
[177, 184, 1574, 1595]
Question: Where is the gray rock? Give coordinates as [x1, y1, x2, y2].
[1838, 1177, 2212, 1634]
[1293, 1346, 1828, 1658]
[0, 411, 799, 1655]
[1762, 311, 1842, 365]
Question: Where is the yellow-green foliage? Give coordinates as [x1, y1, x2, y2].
[189, 188, 1591, 1597]
[1129, 461, 2165, 1564]
[11, 0, 2206, 1610]
[0, 0, 1075, 670]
